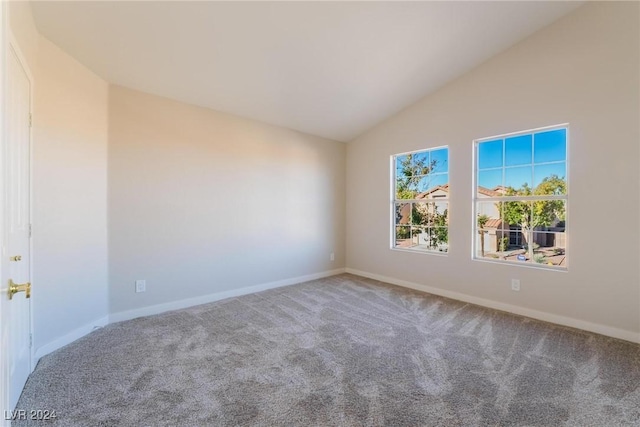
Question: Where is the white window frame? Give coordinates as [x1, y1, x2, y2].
[390, 145, 449, 255]
[472, 124, 569, 270]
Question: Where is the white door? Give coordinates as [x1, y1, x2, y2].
[3, 42, 32, 412]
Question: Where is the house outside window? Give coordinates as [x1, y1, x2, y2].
[392, 146, 449, 253]
[474, 125, 568, 268]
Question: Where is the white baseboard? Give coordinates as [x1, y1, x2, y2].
[31, 269, 345, 375]
[345, 268, 640, 344]
[109, 268, 347, 324]
[33, 315, 110, 364]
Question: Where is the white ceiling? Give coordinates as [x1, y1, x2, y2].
[31, 1, 582, 142]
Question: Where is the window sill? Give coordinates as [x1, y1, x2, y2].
[472, 256, 567, 272]
[390, 247, 449, 257]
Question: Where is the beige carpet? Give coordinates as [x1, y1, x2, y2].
[15, 274, 640, 426]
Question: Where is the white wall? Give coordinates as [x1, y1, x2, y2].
[108, 86, 345, 316]
[10, 1, 110, 355]
[7, 1, 37, 73]
[346, 2, 640, 339]
[32, 37, 109, 352]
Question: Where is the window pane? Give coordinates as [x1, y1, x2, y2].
[534, 129, 566, 163]
[476, 202, 506, 259]
[502, 223, 532, 264]
[395, 170, 418, 199]
[506, 227, 525, 252]
[432, 201, 448, 225]
[551, 201, 566, 230]
[395, 226, 412, 248]
[419, 202, 448, 226]
[395, 186, 414, 200]
[431, 227, 449, 252]
[395, 203, 411, 225]
[412, 202, 431, 226]
[417, 173, 448, 195]
[476, 229, 511, 259]
[476, 230, 491, 259]
[410, 227, 446, 251]
[505, 134, 532, 167]
[396, 153, 426, 199]
[412, 151, 429, 171]
[416, 176, 431, 194]
[432, 173, 449, 188]
[505, 166, 533, 192]
[533, 163, 566, 192]
[477, 169, 502, 195]
[478, 139, 503, 170]
[501, 200, 532, 230]
[412, 227, 430, 249]
[476, 202, 501, 225]
[430, 148, 448, 173]
[531, 232, 566, 267]
[395, 155, 409, 181]
[503, 246, 532, 264]
[532, 199, 566, 230]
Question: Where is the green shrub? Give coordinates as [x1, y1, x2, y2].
[499, 237, 509, 252]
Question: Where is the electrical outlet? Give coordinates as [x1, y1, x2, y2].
[135, 279, 146, 293]
[511, 279, 520, 292]
[330, 252, 335, 262]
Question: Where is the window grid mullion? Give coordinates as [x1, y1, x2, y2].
[473, 124, 567, 269]
[391, 147, 449, 254]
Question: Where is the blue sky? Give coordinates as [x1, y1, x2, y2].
[477, 128, 566, 190]
[394, 128, 566, 195]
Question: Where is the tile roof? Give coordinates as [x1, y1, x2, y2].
[477, 186, 506, 197]
[417, 184, 449, 199]
[418, 184, 506, 198]
[482, 218, 504, 229]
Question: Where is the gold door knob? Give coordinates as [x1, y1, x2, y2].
[8, 279, 31, 300]
[10, 255, 22, 262]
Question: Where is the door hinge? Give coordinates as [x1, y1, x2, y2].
[29, 113, 32, 127]
[29, 333, 33, 348]
[29, 224, 32, 238]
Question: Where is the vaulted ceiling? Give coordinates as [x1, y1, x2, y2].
[31, 1, 582, 142]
